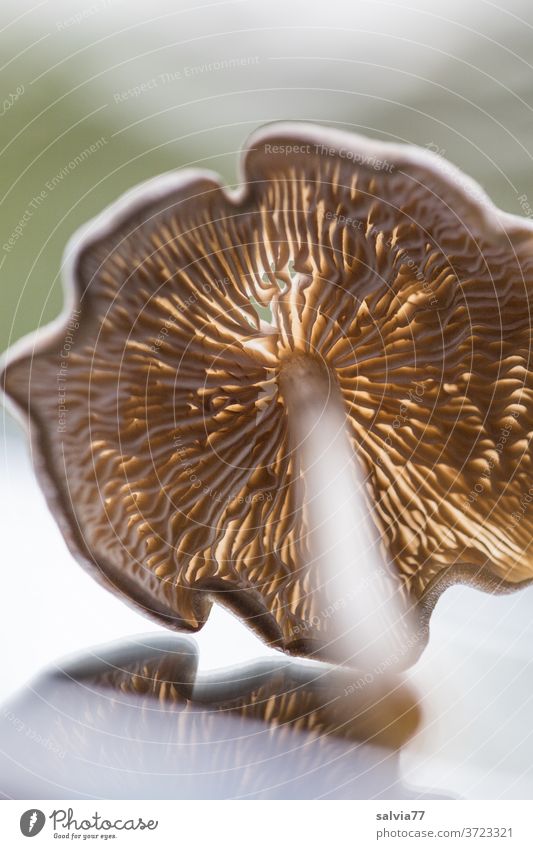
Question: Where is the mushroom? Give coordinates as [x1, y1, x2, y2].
[60, 635, 420, 749]
[0, 635, 421, 799]
[3, 123, 533, 664]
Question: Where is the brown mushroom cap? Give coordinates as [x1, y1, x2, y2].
[3, 123, 533, 663]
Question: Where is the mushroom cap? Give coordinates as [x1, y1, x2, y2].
[0, 636, 421, 797]
[3, 123, 533, 663]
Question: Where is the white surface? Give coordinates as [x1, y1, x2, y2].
[404, 586, 533, 799]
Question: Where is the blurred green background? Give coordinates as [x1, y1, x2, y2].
[2, 0, 533, 353]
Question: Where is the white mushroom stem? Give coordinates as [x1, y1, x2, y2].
[279, 354, 413, 671]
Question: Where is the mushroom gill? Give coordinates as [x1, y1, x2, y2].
[3, 123, 533, 663]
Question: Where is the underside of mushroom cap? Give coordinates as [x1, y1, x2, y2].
[3, 122, 533, 664]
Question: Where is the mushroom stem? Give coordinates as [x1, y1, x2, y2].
[278, 354, 411, 671]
